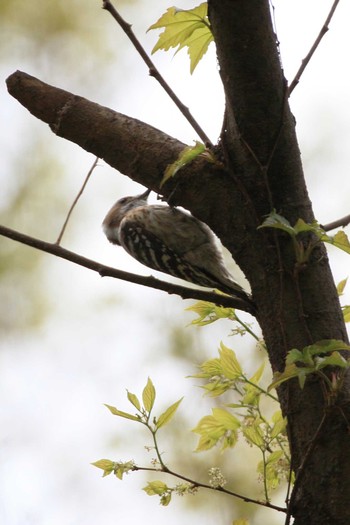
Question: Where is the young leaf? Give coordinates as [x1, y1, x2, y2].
[186, 300, 235, 325]
[268, 364, 300, 391]
[212, 408, 240, 431]
[316, 351, 349, 369]
[219, 342, 242, 379]
[337, 278, 348, 295]
[343, 305, 350, 323]
[161, 141, 205, 187]
[104, 404, 140, 421]
[127, 390, 141, 411]
[329, 230, 350, 254]
[242, 420, 265, 448]
[148, 3, 213, 73]
[270, 412, 287, 439]
[91, 459, 115, 477]
[143, 480, 169, 496]
[142, 377, 156, 413]
[114, 460, 136, 480]
[307, 339, 350, 356]
[156, 397, 183, 429]
[257, 450, 285, 490]
[258, 212, 295, 236]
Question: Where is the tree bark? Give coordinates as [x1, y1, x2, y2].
[5, 1, 350, 522]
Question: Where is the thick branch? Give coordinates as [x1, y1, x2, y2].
[0, 224, 255, 314]
[6, 71, 185, 195]
[5, 70, 259, 276]
[6, 71, 241, 235]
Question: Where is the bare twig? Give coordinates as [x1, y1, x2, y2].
[102, 0, 213, 147]
[0, 224, 255, 315]
[288, 0, 341, 96]
[321, 213, 350, 232]
[56, 156, 99, 245]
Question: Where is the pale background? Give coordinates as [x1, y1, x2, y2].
[1, 1, 349, 524]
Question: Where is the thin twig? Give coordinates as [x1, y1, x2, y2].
[0, 224, 256, 315]
[132, 465, 287, 513]
[288, 0, 341, 96]
[321, 213, 350, 232]
[56, 156, 99, 245]
[102, 0, 212, 147]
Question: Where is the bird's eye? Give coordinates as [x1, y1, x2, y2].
[118, 197, 128, 204]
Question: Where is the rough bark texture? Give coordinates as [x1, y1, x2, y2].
[5, 1, 350, 523]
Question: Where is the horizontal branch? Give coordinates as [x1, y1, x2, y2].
[134, 465, 286, 513]
[0, 224, 256, 315]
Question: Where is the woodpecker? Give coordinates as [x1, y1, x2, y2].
[102, 189, 252, 306]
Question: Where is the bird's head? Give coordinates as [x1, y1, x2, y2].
[102, 188, 151, 245]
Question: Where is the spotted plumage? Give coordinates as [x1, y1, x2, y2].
[102, 189, 252, 303]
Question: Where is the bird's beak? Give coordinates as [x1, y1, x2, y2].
[139, 188, 151, 200]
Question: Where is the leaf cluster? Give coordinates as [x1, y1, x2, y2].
[191, 343, 290, 497]
[259, 211, 350, 266]
[270, 339, 350, 392]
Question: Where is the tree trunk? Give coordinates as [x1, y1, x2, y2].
[5, 1, 350, 522]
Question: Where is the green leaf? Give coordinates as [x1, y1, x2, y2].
[195, 357, 223, 377]
[113, 460, 136, 480]
[316, 351, 350, 369]
[258, 212, 295, 236]
[219, 342, 242, 379]
[148, 3, 213, 73]
[156, 397, 183, 429]
[192, 409, 240, 451]
[212, 408, 240, 430]
[91, 459, 115, 477]
[142, 377, 156, 413]
[242, 383, 261, 406]
[306, 339, 350, 356]
[186, 300, 235, 325]
[242, 422, 265, 448]
[343, 305, 350, 323]
[127, 390, 141, 411]
[332, 231, 350, 254]
[161, 141, 205, 187]
[258, 450, 285, 490]
[337, 278, 347, 295]
[104, 404, 140, 421]
[268, 364, 300, 391]
[270, 411, 287, 439]
[143, 480, 169, 496]
[293, 218, 321, 235]
[286, 348, 305, 365]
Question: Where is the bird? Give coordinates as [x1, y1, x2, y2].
[102, 188, 252, 306]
